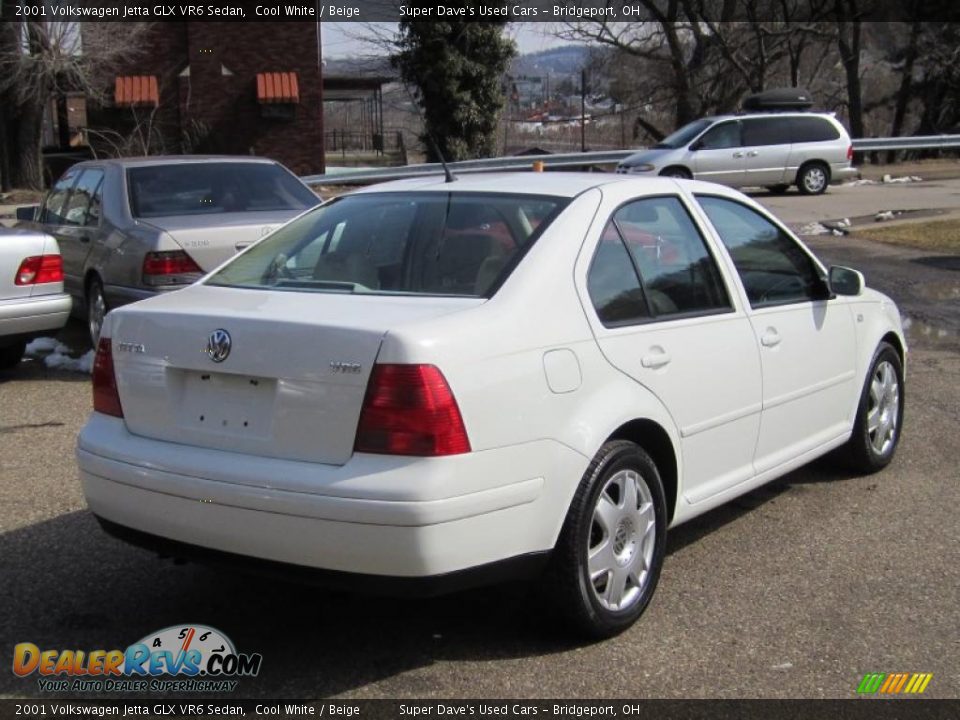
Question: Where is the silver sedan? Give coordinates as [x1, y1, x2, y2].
[18, 156, 320, 344]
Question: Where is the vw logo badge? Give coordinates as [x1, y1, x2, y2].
[205, 329, 232, 363]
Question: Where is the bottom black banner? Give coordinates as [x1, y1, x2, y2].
[0, 700, 958, 720]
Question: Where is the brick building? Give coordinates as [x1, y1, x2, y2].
[89, 22, 324, 175]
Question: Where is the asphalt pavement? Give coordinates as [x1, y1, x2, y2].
[0, 185, 957, 700]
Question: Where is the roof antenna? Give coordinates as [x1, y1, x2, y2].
[427, 132, 458, 183]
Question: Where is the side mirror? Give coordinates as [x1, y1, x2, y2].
[829, 265, 864, 297]
[15, 205, 39, 222]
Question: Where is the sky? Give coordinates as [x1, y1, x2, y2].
[320, 23, 567, 59]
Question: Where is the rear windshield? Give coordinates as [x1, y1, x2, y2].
[127, 163, 318, 218]
[206, 192, 568, 297]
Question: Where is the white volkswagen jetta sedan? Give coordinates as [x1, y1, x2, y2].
[77, 174, 905, 637]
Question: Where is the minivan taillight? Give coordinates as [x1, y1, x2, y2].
[847, 144, 854, 161]
[15, 255, 63, 285]
[142, 250, 202, 285]
[355, 364, 471, 456]
[92, 338, 124, 418]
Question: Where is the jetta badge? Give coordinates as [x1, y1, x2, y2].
[205, 329, 232, 363]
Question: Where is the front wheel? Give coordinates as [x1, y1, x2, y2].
[660, 167, 692, 180]
[87, 277, 108, 348]
[545, 440, 667, 638]
[842, 343, 904, 473]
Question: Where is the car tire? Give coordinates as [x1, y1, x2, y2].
[841, 342, 904, 473]
[0, 341, 27, 370]
[767, 184, 791, 194]
[660, 167, 692, 180]
[797, 162, 830, 195]
[87, 277, 108, 348]
[544, 440, 667, 639]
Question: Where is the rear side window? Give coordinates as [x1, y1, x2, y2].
[790, 116, 841, 143]
[208, 192, 568, 298]
[697, 195, 828, 308]
[741, 118, 792, 147]
[127, 162, 318, 218]
[587, 197, 731, 326]
[61, 168, 104, 227]
[40, 169, 80, 224]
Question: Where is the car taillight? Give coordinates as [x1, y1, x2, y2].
[847, 145, 854, 161]
[15, 255, 63, 285]
[142, 250, 202, 285]
[92, 338, 124, 418]
[355, 364, 471, 456]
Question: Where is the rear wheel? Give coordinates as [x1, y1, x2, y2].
[545, 440, 667, 638]
[87, 277, 108, 348]
[659, 167, 692, 180]
[842, 343, 904, 473]
[797, 162, 830, 195]
[0, 341, 26, 370]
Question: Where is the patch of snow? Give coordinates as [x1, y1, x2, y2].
[797, 222, 832, 236]
[43, 349, 95, 374]
[844, 179, 878, 186]
[25, 337, 61, 354]
[882, 174, 923, 184]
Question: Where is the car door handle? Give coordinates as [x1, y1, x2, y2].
[79, 235, 91, 243]
[760, 328, 782, 347]
[732, 151, 744, 158]
[641, 348, 672, 369]
[235, 242, 252, 252]
[747, 150, 759, 157]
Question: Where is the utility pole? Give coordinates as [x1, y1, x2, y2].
[580, 68, 586, 153]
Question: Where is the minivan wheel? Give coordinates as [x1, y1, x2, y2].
[841, 343, 904, 473]
[545, 440, 667, 639]
[797, 162, 830, 195]
[87, 277, 108, 347]
[660, 167, 692, 180]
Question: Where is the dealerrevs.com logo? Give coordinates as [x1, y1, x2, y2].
[13, 625, 262, 693]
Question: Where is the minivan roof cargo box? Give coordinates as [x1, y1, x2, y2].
[742, 88, 814, 112]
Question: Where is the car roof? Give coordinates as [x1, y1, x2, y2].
[74, 155, 279, 169]
[348, 172, 720, 199]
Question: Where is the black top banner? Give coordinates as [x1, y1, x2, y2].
[7, 0, 960, 22]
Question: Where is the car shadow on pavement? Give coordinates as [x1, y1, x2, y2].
[0, 510, 579, 699]
[911, 255, 960, 272]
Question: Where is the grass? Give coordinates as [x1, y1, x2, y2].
[856, 218, 960, 252]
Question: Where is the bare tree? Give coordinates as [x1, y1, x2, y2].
[0, 20, 151, 189]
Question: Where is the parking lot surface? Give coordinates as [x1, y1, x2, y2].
[1, 188, 958, 699]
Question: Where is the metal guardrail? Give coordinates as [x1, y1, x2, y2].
[301, 135, 960, 186]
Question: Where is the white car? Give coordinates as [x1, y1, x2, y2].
[0, 228, 72, 369]
[77, 174, 905, 637]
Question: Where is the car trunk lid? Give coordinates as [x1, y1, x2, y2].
[108, 284, 481, 466]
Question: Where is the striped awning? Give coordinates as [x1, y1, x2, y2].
[256, 72, 299, 104]
[114, 76, 159, 107]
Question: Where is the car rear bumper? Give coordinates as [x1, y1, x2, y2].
[0, 293, 72, 339]
[831, 165, 859, 183]
[77, 414, 584, 579]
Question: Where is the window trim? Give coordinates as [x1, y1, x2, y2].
[693, 193, 833, 310]
[587, 194, 736, 329]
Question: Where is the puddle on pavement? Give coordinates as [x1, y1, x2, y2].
[912, 281, 960, 302]
[903, 316, 956, 348]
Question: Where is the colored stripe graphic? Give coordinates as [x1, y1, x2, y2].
[858, 672, 932, 694]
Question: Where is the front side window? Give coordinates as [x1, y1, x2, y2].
[208, 192, 568, 298]
[127, 162, 318, 218]
[697, 195, 827, 308]
[698, 121, 741, 150]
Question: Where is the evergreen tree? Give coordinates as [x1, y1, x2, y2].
[392, 13, 515, 161]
